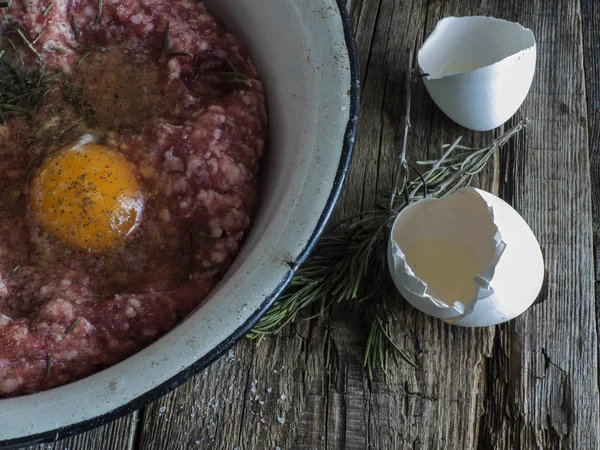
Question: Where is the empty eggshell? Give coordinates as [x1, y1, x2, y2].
[418, 16, 536, 131]
[387, 187, 544, 327]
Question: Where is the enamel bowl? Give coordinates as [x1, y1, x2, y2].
[0, 0, 359, 446]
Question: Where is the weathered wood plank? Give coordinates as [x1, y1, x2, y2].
[471, 0, 598, 448]
[581, 1, 600, 278]
[325, 1, 499, 449]
[22, 413, 139, 450]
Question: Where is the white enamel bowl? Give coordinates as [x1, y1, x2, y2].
[0, 0, 359, 446]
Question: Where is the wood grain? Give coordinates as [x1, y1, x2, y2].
[23, 413, 139, 450]
[19, 0, 599, 449]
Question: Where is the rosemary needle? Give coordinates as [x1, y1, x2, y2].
[196, 263, 226, 275]
[71, 12, 80, 37]
[42, 2, 53, 16]
[46, 353, 52, 376]
[77, 45, 99, 65]
[65, 317, 82, 334]
[32, 28, 46, 44]
[92, 0, 102, 28]
[5, 37, 23, 66]
[17, 28, 42, 62]
[50, 45, 68, 54]
[220, 58, 252, 87]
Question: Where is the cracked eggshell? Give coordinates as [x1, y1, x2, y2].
[418, 16, 536, 131]
[387, 188, 544, 327]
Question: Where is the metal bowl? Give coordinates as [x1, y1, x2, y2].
[0, 0, 359, 446]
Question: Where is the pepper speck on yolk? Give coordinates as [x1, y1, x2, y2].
[29, 143, 144, 252]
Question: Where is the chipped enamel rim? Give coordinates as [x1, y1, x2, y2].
[0, 0, 360, 446]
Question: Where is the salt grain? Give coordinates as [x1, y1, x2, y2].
[281, 394, 287, 400]
[278, 417, 285, 424]
[267, 387, 273, 393]
[158, 406, 166, 414]
[226, 348, 235, 361]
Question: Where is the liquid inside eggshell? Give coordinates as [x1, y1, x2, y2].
[401, 236, 482, 306]
[29, 142, 144, 252]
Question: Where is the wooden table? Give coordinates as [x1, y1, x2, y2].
[19, 0, 600, 448]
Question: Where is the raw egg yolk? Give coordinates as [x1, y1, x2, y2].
[29, 143, 144, 252]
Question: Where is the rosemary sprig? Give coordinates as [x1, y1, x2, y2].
[364, 297, 418, 380]
[248, 50, 529, 380]
[0, 60, 55, 122]
[219, 58, 252, 87]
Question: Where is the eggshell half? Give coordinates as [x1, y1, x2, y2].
[418, 16, 536, 131]
[387, 187, 545, 327]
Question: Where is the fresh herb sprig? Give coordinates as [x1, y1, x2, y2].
[0, 60, 56, 122]
[248, 51, 529, 380]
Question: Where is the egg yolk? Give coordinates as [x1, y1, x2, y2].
[29, 143, 144, 252]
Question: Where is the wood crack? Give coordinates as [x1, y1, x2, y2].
[235, 343, 256, 449]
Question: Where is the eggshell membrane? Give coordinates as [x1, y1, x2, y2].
[388, 187, 545, 327]
[418, 16, 536, 131]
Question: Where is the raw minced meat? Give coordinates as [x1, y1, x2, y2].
[0, 0, 267, 396]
